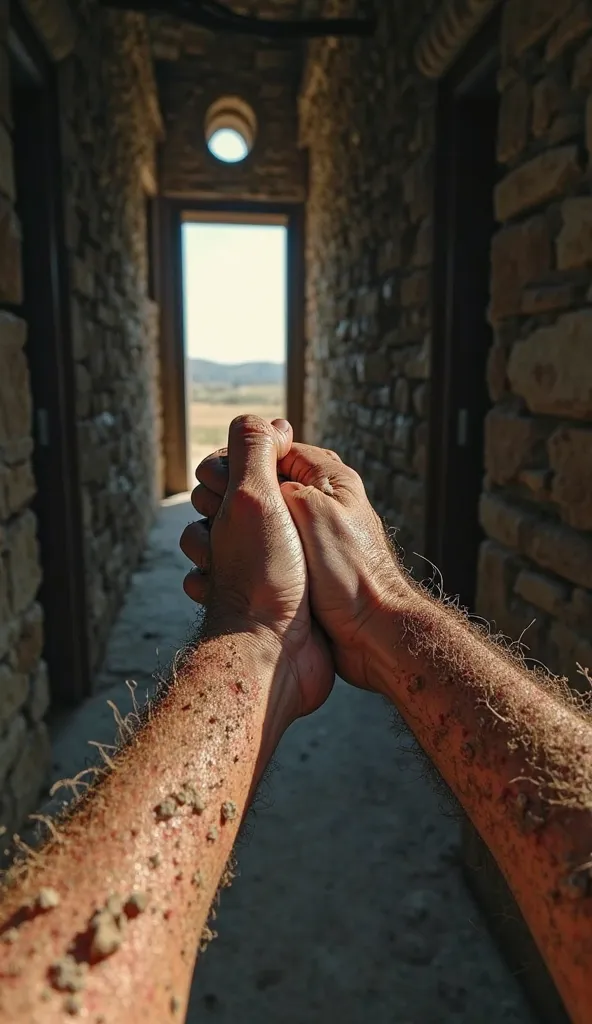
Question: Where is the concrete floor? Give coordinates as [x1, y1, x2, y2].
[49, 497, 535, 1024]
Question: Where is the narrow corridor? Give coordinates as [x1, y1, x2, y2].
[49, 498, 534, 1024]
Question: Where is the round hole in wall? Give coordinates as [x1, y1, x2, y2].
[205, 96, 257, 163]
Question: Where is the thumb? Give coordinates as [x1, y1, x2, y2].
[227, 414, 293, 493]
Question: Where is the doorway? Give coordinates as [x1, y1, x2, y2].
[181, 214, 288, 481]
[156, 201, 304, 496]
[426, 23, 499, 609]
[8, 12, 89, 704]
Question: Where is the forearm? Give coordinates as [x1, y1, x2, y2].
[369, 587, 592, 1024]
[0, 633, 294, 1023]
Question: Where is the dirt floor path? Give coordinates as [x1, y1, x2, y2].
[49, 498, 535, 1024]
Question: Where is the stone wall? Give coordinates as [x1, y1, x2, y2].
[153, 15, 306, 201]
[59, 5, 163, 670]
[477, 0, 592, 684]
[301, 0, 438, 574]
[0, 1, 163, 836]
[301, 0, 592, 686]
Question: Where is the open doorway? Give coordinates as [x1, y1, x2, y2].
[181, 214, 287, 479]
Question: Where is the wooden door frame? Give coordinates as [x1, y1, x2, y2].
[155, 198, 305, 496]
[425, 13, 500, 608]
[8, 7, 90, 704]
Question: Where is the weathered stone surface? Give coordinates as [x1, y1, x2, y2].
[403, 155, 433, 225]
[489, 216, 551, 321]
[546, 2, 592, 61]
[497, 78, 530, 163]
[494, 146, 581, 222]
[0, 196, 22, 303]
[400, 271, 429, 307]
[572, 35, 592, 89]
[0, 663, 28, 729]
[15, 602, 43, 674]
[9, 721, 50, 820]
[502, 0, 571, 61]
[514, 569, 568, 617]
[0, 120, 14, 201]
[525, 519, 592, 588]
[0, 460, 35, 519]
[548, 425, 592, 529]
[486, 343, 508, 403]
[29, 660, 50, 722]
[567, 587, 592, 631]
[532, 73, 569, 139]
[0, 713, 26, 788]
[549, 621, 592, 685]
[6, 511, 41, 616]
[475, 540, 521, 626]
[557, 197, 592, 269]
[0, 338, 31, 445]
[479, 492, 530, 550]
[507, 311, 592, 419]
[521, 282, 576, 315]
[484, 408, 547, 484]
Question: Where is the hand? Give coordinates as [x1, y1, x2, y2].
[189, 433, 412, 692]
[180, 416, 334, 720]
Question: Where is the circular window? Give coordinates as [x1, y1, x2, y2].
[205, 96, 257, 164]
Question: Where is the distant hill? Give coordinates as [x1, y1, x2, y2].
[189, 359, 284, 387]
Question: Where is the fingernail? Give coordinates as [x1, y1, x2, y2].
[273, 419, 291, 434]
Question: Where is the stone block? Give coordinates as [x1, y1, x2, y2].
[549, 621, 592, 685]
[393, 377, 409, 414]
[400, 271, 429, 307]
[532, 73, 569, 139]
[514, 569, 568, 617]
[497, 78, 530, 163]
[525, 519, 592, 588]
[475, 540, 520, 625]
[0, 329, 32, 446]
[557, 197, 592, 269]
[0, 120, 14, 201]
[9, 721, 50, 821]
[508, 310, 592, 419]
[412, 383, 428, 418]
[0, 712, 25, 787]
[402, 154, 433, 224]
[485, 408, 548, 484]
[6, 511, 41, 616]
[0, 460, 35, 519]
[479, 492, 530, 551]
[567, 587, 592, 631]
[573, 35, 592, 89]
[548, 425, 592, 529]
[29, 659, 50, 722]
[15, 601, 43, 674]
[0, 662, 28, 729]
[494, 146, 580, 223]
[405, 338, 430, 380]
[521, 282, 576, 314]
[546, 2, 592, 61]
[502, 0, 571, 61]
[489, 217, 551, 322]
[361, 351, 389, 383]
[412, 217, 433, 268]
[0, 196, 22, 303]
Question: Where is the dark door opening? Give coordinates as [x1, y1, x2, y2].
[9, 14, 89, 704]
[426, 28, 499, 609]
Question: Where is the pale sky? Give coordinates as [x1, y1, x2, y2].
[181, 222, 287, 364]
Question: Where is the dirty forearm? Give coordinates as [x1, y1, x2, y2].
[369, 589, 592, 1024]
[0, 633, 295, 1023]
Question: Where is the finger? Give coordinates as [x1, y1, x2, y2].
[195, 451, 228, 497]
[279, 444, 364, 501]
[183, 569, 209, 605]
[180, 521, 211, 571]
[227, 414, 293, 494]
[191, 484, 223, 520]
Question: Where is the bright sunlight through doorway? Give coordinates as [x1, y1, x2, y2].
[181, 219, 287, 483]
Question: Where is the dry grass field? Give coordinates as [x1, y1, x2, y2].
[189, 383, 285, 473]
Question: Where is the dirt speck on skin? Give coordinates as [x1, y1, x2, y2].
[148, 852, 162, 869]
[124, 892, 149, 918]
[220, 800, 238, 823]
[199, 924, 218, 952]
[192, 870, 203, 888]
[50, 955, 89, 993]
[2, 927, 18, 944]
[206, 827, 218, 843]
[36, 887, 60, 911]
[40, 988, 51, 1003]
[64, 993, 83, 1016]
[155, 797, 177, 821]
[171, 994, 181, 1015]
[89, 907, 125, 961]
